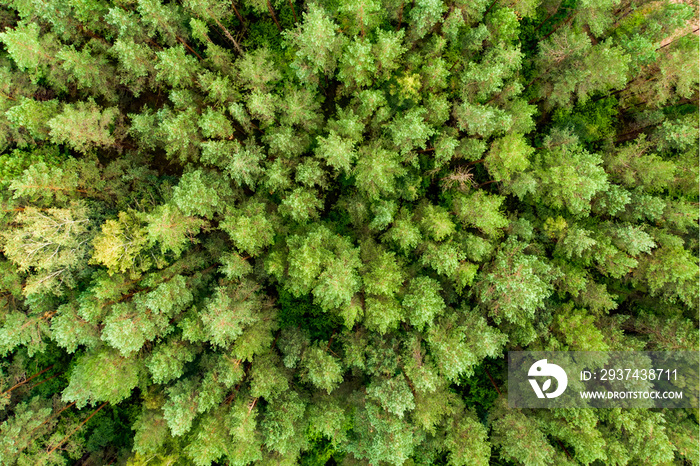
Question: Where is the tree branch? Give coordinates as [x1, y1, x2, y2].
[267, 0, 282, 31]
[287, 0, 298, 23]
[47, 402, 108, 455]
[484, 367, 502, 395]
[2, 365, 54, 396]
[176, 36, 204, 61]
[214, 18, 244, 54]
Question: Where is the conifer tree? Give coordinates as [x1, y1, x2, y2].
[0, 0, 697, 463]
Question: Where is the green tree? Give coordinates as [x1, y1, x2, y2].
[48, 101, 120, 154]
[0, 0, 697, 463]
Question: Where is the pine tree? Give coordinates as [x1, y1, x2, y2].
[0, 0, 696, 463]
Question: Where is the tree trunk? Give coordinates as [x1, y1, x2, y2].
[267, 0, 282, 31]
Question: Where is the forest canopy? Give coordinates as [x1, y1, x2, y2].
[0, 0, 698, 464]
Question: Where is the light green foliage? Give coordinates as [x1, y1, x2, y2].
[433, 132, 459, 165]
[402, 276, 444, 330]
[0, 21, 59, 77]
[139, 273, 192, 309]
[422, 57, 450, 92]
[2, 203, 92, 296]
[605, 135, 677, 192]
[605, 223, 655, 257]
[260, 391, 308, 456]
[221, 200, 275, 256]
[461, 45, 523, 101]
[427, 309, 507, 381]
[201, 140, 264, 188]
[277, 327, 309, 369]
[354, 145, 406, 200]
[384, 208, 422, 252]
[295, 158, 326, 188]
[112, 38, 155, 90]
[533, 130, 609, 215]
[48, 101, 119, 153]
[327, 107, 365, 142]
[0, 398, 53, 464]
[412, 384, 456, 434]
[306, 395, 349, 446]
[146, 338, 197, 384]
[389, 107, 435, 154]
[199, 281, 262, 347]
[362, 248, 404, 297]
[347, 401, 418, 465]
[363, 295, 402, 334]
[0, 0, 696, 464]
[486, 133, 534, 182]
[633, 234, 699, 309]
[490, 399, 556, 465]
[392, 71, 422, 103]
[199, 71, 237, 104]
[102, 301, 168, 356]
[369, 198, 397, 230]
[536, 409, 606, 464]
[301, 342, 344, 394]
[159, 106, 202, 161]
[575, 40, 631, 104]
[408, 0, 447, 40]
[0, 310, 51, 357]
[401, 337, 440, 393]
[442, 8, 464, 41]
[553, 303, 609, 350]
[284, 3, 343, 83]
[6, 156, 103, 204]
[556, 223, 597, 259]
[138, 0, 185, 44]
[249, 352, 289, 399]
[51, 303, 101, 352]
[5, 97, 59, 141]
[163, 378, 200, 436]
[418, 202, 455, 241]
[235, 48, 280, 91]
[453, 101, 512, 137]
[373, 29, 406, 79]
[282, 226, 362, 311]
[453, 191, 509, 237]
[199, 108, 233, 139]
[183, 408, 230, 466]
[58, 44, 115, 99]
[315, 130, 356, 172]
[312, 250, 362, 311]
[102, 275, 192, 357]
[337, 0, 383, 35]
[367, 376, 415, 417]
[279, 187, 323, 222]
[155, 46, 199, 88]
[280, 86, 323, 131]
[145, 203, 208, 256]
[475, 239, 554, 326]
[224, 396, 263, 464]
[220, 252, 253, 280]
[172, 169, 230, 219]
[246, 90, 278, 125]
[338, 37, 376, 89]
[445, 409, 492, 466]
[62, 348, 142, 408]
[538, 31, 631, 108]
[91, 211, 150, 276]
[419, 240, 466, 277]
[596, 409, 677, 465]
